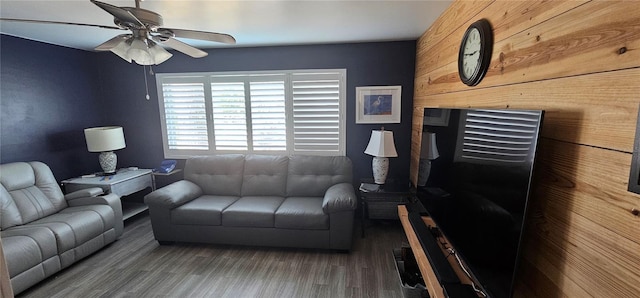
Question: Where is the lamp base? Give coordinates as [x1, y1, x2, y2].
[97, 171, 117, 176]
[372, 156, 389, 184]
[417, 158, 432, 187]
[98, 151, 118, 175]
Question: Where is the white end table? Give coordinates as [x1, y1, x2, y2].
[62, 168, 154, 220]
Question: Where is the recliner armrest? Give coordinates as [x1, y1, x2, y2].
[64, 187, 104, 200]
[144, 180, 203, 209]
[322, 183, 357, 213]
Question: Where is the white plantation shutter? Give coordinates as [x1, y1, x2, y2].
[156, 70, 345, 158]
[291, 73, 343, 154]
[455, 109, 542, 164]
[159, 77, 210, 156]
[210, 82, 248, 151]
[250, 80, 287, 151]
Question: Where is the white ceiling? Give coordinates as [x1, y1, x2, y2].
[0, 0, 452, 51]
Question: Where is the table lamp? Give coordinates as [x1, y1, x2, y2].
[417, 132, 439, 186]
[364, 128, 398, 184]
[84, 126, 126, 175]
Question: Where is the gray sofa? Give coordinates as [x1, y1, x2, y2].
[144, 154, 357, 250]
[0, 161, 123, 295]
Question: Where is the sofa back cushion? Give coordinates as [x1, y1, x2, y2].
[241, 155, 288, 196]
[286, 156, 353, 197]
[0, 161, 66, 229]
[0, 184, 21, 230]
[185, 155, 245, 196]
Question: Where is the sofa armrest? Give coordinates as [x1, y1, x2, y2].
[322, 183, 357, 213]
[64, 187, 104, 200]
[144, 180, 203, 209]
[67, 193, 124, 237]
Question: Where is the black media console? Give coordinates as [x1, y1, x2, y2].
[407, 207, 477, 298]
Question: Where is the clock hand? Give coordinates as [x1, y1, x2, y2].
[464, 50, 478, 56]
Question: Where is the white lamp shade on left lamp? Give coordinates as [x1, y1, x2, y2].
[84, 126, 126, 175]
[364, 129, 398, 184]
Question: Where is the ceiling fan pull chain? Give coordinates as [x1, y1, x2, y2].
[144, 65, 150, 100]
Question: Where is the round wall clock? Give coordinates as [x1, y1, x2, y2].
[458, 19, 493, 86]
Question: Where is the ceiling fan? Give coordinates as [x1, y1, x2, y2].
[1, 0, 236, 65]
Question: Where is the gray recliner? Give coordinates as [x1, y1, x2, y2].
[0, 161, 123, 295]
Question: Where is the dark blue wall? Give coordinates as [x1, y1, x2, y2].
[0, 35, 106, 179]
[1, 35, 416, 185]
[97, 42, 416, 184]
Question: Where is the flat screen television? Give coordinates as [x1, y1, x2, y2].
[415, 108, 544, 298]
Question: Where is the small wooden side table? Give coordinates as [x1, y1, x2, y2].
[151, 169, 183, 189]
[62, 168, 154, 220]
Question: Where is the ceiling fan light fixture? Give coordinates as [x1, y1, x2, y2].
[147, 41, 173, 65]
[107, 36, 171, 65]
[127, 38, 154, 65]
[3, 0, 235, 65]
[109, 38, 133, 63]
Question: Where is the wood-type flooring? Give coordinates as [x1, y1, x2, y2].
[18, 214, 409, 298]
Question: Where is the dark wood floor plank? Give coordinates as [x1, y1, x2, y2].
[18, 215, 409, 297]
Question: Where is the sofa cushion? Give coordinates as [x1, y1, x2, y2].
[286, 156, 353, 197]
[275, 197, 328, 230]
[9, 186, 62, 225]
[0, 162, 67, 226]
[28, 204, 115, 256]
[241, 155, 288, 196]
[185, 155, 245, 196]
[1, 226, 60, 277]
[2, 226, 62, 295]
[0, 184, 22, 230]
[172, 195, 239, 226]
[222, 196, 285, 227]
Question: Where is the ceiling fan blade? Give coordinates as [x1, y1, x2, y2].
[153, 36, 208, 58]
[95, 34, 130, 51]
[90, 0, 143, 27]
[0, 18, 122, 30]
[159, 28, 236, 44]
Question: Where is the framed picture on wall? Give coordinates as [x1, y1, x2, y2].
[355, 86, 402, 124]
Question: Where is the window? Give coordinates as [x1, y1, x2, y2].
[156, 70, 346, 158]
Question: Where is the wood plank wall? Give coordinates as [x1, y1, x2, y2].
[411, 1, 640, 297]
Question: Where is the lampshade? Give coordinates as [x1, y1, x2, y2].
[84, 126, 126, 152]
[110, 37, 172, 65]
[364, 130, 398, 157]
[127, 38, 153, 64]
[109, 39, 133, 63]
[147, 41, 173, 64]
[420, 132, 440, 160]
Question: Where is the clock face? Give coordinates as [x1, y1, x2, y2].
[458, 19, 493, 86]
[462, 28, 481, 79]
